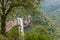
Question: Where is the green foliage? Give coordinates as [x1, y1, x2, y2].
[5, 0, 42, 22]
[0, 0, 57, 40]
[0, 0, 42, 36]
[6, 25, 19, 40]
[31, 10, 55, 30]
[46, 10, 60, 40]
[0, 35, 9, 40]
[24, 25, 56, 40]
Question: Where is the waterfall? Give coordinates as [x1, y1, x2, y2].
[17, 17, 24, 35]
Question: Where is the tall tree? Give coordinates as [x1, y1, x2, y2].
[0, 0, 41, 35]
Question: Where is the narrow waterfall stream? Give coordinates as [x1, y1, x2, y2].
[17, 17, 24, 36]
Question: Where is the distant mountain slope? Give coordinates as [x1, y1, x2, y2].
[40, 0, 60, 27]
[47, 8, 60, 27]
[40, 0, 60, 39]
[40, 0, 60, 13]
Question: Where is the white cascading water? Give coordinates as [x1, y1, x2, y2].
[17, 17, 24, 36]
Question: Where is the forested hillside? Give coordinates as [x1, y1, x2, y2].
[0, 0, 57, 40]
[46, 9, 60, 40]
[41, 0, 60, 40]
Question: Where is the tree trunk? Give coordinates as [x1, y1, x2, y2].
[0, 0, 6, 35]
[1, 15, 6, 35]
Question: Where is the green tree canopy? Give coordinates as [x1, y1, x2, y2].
[0, 0, 41, 35]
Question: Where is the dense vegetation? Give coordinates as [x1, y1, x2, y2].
[0, 0, 58, 40]
[46, 10, 60, 40]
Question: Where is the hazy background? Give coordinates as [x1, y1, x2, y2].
[41, 0, 60, 13]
